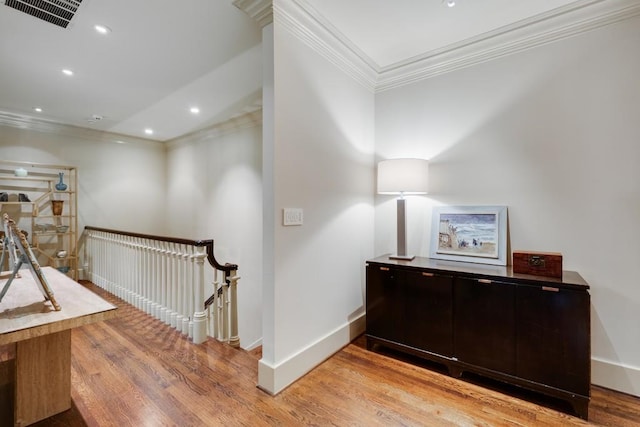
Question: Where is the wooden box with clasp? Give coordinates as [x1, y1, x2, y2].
[512, 250, 563, 278]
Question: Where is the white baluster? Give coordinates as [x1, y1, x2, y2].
[96, 232, 102, 287]
[95, 232, 101, 287]
[86, 231, 93, 282]
[103, 231, 109, 289]
[96, 231, 102, 287]
[169, 242, 178, 328]
[181, 245, 190, 336]
[149, 239, 156, 317]
[155, 240, 163, 321]
[132, 237, 140, 309]
[84, 230, 90, 281]
[113, 233, 119, 297]
[130, 237, 137, 307]
[118, 234, 125, 300]
[92, 231, 97, 282]
[105, 232, 111, 292]
[138, 237, 146, 309]
[105, 233, 111, 292]
[125, 235, 133, 304]
[151, 240, 160, 318]
[119, 235, 125, 300]
[221, 275, 229, 343]
[143, 238, 152, 314]
[112, 232, 119, 296]
[175, 244, 184, 331]
[215, 273, 225, 342]
[112, 233, 118, 296]
[159, 241, 168, 324]
[209, 269, 220, 339]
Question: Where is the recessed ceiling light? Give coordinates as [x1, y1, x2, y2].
[62, 69, 74, 76]
[445, 0, 456, 7]
[94, 24, 111, 34]
[33, 107, 42, 112]
[190, 107, 200, 114]
[115, 140, 127, 144]
[144, 128, 154, 135]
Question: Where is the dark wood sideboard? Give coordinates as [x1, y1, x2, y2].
[365, 255, 591, 420]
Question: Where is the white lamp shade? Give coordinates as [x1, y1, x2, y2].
[377, 158, 429, 194]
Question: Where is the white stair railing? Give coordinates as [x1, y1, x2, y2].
[82, 226, 239, 346]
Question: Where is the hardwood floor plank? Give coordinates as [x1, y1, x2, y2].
[24, 281, 640, 426]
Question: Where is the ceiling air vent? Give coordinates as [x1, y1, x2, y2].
[5, 0, 83, 29]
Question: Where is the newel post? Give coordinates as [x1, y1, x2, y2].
[192, 245, 207, 344]
[228, 269, 240, 348]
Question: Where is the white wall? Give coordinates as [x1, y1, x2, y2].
[0, 125, 166, 235]
[375, 15, 640, 395]
[258, 2, 375, 393]
[165, 115, 264, 349]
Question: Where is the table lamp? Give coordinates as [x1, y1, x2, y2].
[377, 158, 429, 260]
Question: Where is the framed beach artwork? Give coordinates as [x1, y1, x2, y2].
[429, 206, 508, 266]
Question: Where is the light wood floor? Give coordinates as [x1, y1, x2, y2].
[17, 282, 640, 426]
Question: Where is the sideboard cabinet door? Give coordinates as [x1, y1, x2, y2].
[366, 264, 401, 344]
[454, 277, 516, 374]
[516, 284, 591, 395]
[400, 270, 453, 356]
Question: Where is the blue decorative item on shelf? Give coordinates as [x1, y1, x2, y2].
[55, 172, 68, 191]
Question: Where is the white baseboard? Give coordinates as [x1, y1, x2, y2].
[245, 337, 263, 351]
[258, 312, 366, 395]
[592, 357, 640, 397]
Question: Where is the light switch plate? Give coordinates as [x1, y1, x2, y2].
[283, 208, 303, 226]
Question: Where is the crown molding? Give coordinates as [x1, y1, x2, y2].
[0, 111, 68, 134]
[233, 0, 273, 28]
[286, 0, 640, 93]
[275, 0, 378, 92]
[377, 0, 640, 91]
[166, 108, 263, 148]
[0, 106, 263, 146]
[0, 111, 158, 145]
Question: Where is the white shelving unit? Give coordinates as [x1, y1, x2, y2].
[0, 160, 78, 279]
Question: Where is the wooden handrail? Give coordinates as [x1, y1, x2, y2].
[84, 226, 237, 273]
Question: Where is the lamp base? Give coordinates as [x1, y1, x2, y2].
[389, 254, 415, 261]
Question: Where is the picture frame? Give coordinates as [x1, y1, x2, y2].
[430, 205, 508, 266]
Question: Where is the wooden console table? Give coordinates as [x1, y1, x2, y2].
[366, 255, 591, 419]
[0, 267, 117, 426]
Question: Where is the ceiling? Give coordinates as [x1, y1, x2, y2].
[302, 0, 580, 69]
[0, 0, 617, 142]
[0, 0, 262, 142]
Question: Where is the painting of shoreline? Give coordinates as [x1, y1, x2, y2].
[437, 213, 498, 259]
